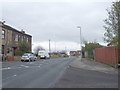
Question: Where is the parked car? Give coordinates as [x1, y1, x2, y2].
[21, 53, 37, 62]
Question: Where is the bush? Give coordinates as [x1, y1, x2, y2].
[15, 40, 31, 56]
[15, 50, 24, 56]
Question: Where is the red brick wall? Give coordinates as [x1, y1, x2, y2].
[95, 46, 118, 66]
[6, 56, 14, 61]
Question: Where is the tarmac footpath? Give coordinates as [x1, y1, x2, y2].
[52, 58, 118, 88]
[69, 58, 118, 74]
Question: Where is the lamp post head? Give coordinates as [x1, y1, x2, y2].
[77, 26, 81, 29]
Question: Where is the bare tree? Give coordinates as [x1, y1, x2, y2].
[33, 46, 45, 56]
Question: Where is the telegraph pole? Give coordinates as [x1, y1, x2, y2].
[49, 39, 51, 57]
[55, 41, 56, 52]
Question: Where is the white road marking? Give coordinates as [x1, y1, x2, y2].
[13, 75, 17, 77]
[20, 65, 29, 68]
[1, 63, 43, 71]
[38, 66, 41, 67]
[0, 67, 11, 70]
[3, 74, 17, 81]
[29, 62, 34, 64]
[7, 67, 11, 69]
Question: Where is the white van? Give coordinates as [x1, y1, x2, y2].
[38, 50, 50, 59]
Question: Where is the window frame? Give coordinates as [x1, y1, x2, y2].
[2, 30, 5, 39]
[15, 34, 19, 42]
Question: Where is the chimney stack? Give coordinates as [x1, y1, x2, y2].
[21, 29, 25, 34]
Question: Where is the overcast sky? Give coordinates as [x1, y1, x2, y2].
[0, 0, 116, 52]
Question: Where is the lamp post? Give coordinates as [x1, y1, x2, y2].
[77, 26, 82, 58]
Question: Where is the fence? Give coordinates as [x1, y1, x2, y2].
[95, 46, 118, 67]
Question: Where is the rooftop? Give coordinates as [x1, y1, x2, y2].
[1, 21, 32, 37]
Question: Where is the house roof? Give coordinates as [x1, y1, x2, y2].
[2, 23, 32, 37]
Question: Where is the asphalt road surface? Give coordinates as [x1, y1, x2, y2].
[2, 57, 75, 88]
[53, 66, 118, 88]
[1, 57, 118, 88]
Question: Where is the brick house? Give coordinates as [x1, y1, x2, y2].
[0, 23, 2, 61]
[0, 21, 32, 61]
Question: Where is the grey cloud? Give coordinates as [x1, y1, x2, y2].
[2, 1, 113, 46]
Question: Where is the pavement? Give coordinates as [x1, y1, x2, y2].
[52, 58, 118, 88]
[69, 58, 118, 74]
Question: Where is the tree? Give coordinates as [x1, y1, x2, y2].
[104, 1, 120, 46]
[33, 46, 45, 56]
[15, 41, 31, 56]
[84, 42, 102, 59]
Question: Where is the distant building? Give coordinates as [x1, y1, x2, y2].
[70, 51, 76, 56]
[70, 50, 81, 56]
[0, 21, 32, 61]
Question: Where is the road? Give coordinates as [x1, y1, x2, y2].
[53, 66, 118, 88]
[2, 57, 75, 88]
[1, 57, 118, 88]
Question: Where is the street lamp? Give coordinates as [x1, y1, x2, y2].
[77, 26, 82, 58]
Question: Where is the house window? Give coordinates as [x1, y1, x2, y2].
[18, 35, 22, 41]
[24, 36, 26, 41]
[2, 30, 5, 39]
[2, 45, 4, 54]
[18, 35, 20, 41]
[15, 34, 18, 41]
[27, 37, 29, 42]
[24, 36, 26, 39]
[22, 36, 24, 41]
